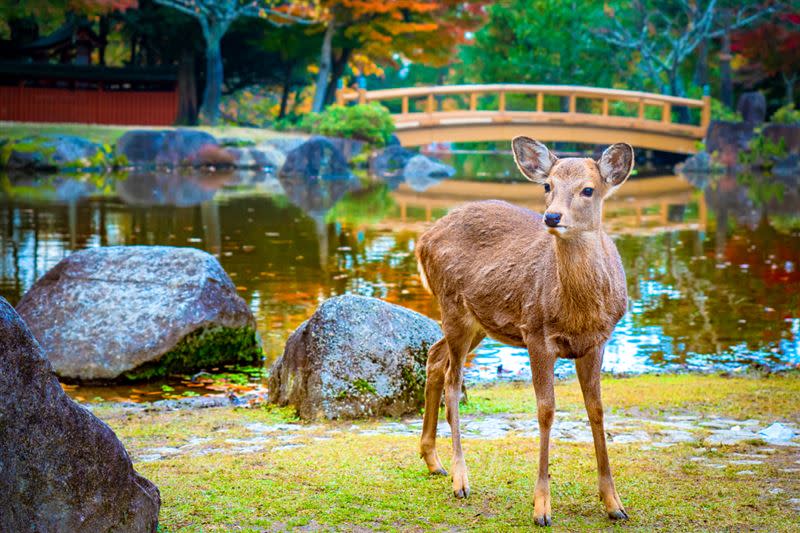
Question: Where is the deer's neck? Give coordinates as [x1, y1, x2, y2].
[551, 232, 614, 326]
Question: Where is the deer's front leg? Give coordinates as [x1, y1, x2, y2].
[528, 343, 556, 527]
[575, 350, 628, 521]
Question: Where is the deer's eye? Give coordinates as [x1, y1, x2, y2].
[581, 187, 594, 197]
[544, 184, 551, 193]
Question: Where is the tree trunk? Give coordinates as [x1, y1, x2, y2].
[312, 18, 337, 113]
[98, 15, 109, 66]
[177, 49, 198, 125]
[200, 31, 224, 125]
[694, 39, 708, 88]
[783, 72, 796, 105]
[324, 47, 353, 107]
[279, 64, 292, 119]
[129, 35, 137, 66]
[720, 31, 733, 108]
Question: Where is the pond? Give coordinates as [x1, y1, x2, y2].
[1, 153, 799, 402]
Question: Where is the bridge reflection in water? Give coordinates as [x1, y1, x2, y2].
[338, 84, 711, 154]
[374, 176, 707, 236]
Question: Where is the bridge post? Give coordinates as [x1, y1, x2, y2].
[401, 96, 409, 114]
[662, 103, 672, 124]
[536, 92, 543, 113]
[700, 93, 711, 133]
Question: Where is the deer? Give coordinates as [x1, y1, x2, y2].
[415, 137, 634, 526]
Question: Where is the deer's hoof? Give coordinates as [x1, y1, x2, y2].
[453, 487, 470, 499]
[430, 467, 448, 476]
[608, 509, 629, 521]
[534, 514, 552, 527]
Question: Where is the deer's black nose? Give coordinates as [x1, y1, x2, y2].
[544, 212, 562, 227]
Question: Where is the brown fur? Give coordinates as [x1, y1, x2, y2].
[415, 137, 634, 526]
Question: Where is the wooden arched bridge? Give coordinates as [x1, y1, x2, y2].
[337, 84, 711, 154]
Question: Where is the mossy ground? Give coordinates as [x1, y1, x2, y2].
[97, 372, 800, 531]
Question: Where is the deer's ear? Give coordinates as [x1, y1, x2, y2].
[512, 136, 557, 183]
[597, 143, 634, 188]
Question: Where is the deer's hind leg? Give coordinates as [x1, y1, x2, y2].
[421, 330, 484, 477]
[420, 338, 449, 475]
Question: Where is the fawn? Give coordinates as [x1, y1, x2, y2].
[415, 137, 633, 526]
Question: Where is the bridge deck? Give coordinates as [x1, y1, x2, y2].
[337, 84, 710, 154]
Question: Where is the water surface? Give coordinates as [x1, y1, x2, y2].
[1, 155, 798, 402]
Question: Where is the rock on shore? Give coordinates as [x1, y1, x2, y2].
[16, 246, 261, 381]
[1, 134, 108, 171]
[0, 297, 160, 532]
[269, 295, 442, 419]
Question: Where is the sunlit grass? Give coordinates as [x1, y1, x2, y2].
[99, 372, 800, 531]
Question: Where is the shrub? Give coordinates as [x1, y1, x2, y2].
[309, 103, 395, 146]
[711, 98, 743, 122]
[739, 127, 787, 169]
[771, 103, 800, 124]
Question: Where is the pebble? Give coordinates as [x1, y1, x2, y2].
[758, 422, 797, 444]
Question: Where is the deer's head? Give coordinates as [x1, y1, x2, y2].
[512, 137, 634, 238]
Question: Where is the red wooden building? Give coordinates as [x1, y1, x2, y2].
[0, 18, 179, 126]
[0, 63, 179, 125]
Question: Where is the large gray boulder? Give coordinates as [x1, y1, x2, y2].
[370, 145, 416, 180]
[0, 297, 160, 531]
[704, 120, 755, 167]
[155, 129, 219, 167]
[16, 246, 261, 381]
[116, 129, 221, 167]
[403, 154, 455, 179]
[403, 154, 455, 191]
[279, 135, 351, 180]
[228, 144, 287, 169]
[269, 295, 442, 419]
[115, 130, 167, 166]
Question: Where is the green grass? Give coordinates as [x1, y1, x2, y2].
[463, 372, 800, 421]
[0, 121, 296, 145]
[97, 373, 800, 531]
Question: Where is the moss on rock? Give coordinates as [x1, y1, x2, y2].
[123, 326, 263, 381]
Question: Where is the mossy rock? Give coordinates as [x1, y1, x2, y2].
[268, 295, 442, 420]
[16, 246, 259, 381]
[1, 134, 109, 171]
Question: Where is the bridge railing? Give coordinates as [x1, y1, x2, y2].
[336, 84, 711, 139]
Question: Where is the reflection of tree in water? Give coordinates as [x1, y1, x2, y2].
[324, 183, 395, 226]
[619, 170, 800, 366]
